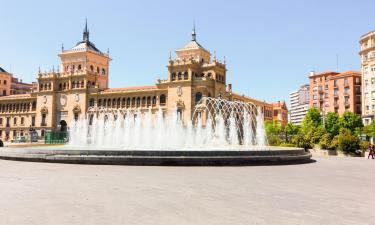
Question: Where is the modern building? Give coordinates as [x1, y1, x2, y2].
[309, 71, 361, 115]
[359, 30, 375, 125]
[289, 84, 309, 125]
[0, 22, 287, 141]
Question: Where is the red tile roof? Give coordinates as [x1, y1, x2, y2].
[0, 94, 31, 100]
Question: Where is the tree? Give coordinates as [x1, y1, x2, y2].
[325, 112, 340, 136]
[339, 112, 363, 133]
[302, 108, 321, 131]
[285, 123, 299, 136]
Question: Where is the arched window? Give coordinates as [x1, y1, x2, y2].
[103, 99, 107, 106]
[89, 98, 95, 107]
[132, 97, 135, 107]
[81, 81, 84, 88]
[207, 73, 212, 79]
[112, 98, 116, 107]
[178, 72, 182, 80]
[97, 67, 100, 74]
[127, 98, 131, 107]
[63, 83, 66, 90]
[117, 98, 121, 108]
[78, 64, 82, 70]
[59, 83, 62, 91]
[102, 68, 106, 75]
[48, 83, 51, 90]
[147, 96, 151, 106]
[142, 97, 146, 106]
[108, 99, 112, 107]
[90, 65, 94, 72]
[98, 99, 102, 106]
[152, 96, 156, 106]
[172, 73, 176, 81]
[136, 97, 141, 107]
[160, 94, 166, 105]
[195, 92, 202, 104]
[32, 101, 36, 110]
[122, 98, 126, 107]
[184, 71, 188, 80]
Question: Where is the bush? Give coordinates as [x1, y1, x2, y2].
[279, 143, 296, 147]
[292, 133, 312, 150]
[267, 134, 282, 146]
[337, 129, 360, 154]
[319, 133, 332, 150]
[360, 140, 369, 151]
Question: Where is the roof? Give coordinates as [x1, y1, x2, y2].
[0, 94, 31, 100]
[0, 67, 7, 73]
[176, 40, 209, 53]
[101, 86, 158, 93]
[72, 40, 102, 53]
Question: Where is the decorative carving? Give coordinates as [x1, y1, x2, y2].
[177, 86, 182, 97]
[73, 105, 81, 113]
[40, 106, 48, 114]
[175, 100, 185, 109]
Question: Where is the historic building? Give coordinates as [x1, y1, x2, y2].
[309, 71, 362, 116]
[0, 67, 32, 96]
[289, 84, 310, 125]
[0, 22, 287, 141]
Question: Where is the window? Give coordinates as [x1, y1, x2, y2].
[78, 64, 82, 70]
[152, 96, 156, 106]
[74, 113, 79, 121]
[31, 116, 35, 127]
[344, 78, 348, 86]
[184, 71, 188, 80]
[21, 117, 24, 125]
[334, 80, 338, 87]
[0, 118, 2, 125]
[172, 73, 176, 81]
[13, 117, 17, 125]
[89, 98, 95, 107]
[2, 90, 6, 96]
[4, 80, 7, 85]
[41, 114, 46, 125]
[334, 89, 338, 96]
[136, 97, 141, 107]
[160, 94, 166, 105]
[344, 87, 349, 95]
[102, 68, 106, 75]
[90, 65, 94, 72]
[195, 92, 203, 104]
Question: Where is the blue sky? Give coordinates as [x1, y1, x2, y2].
[0, 0, 374, 103]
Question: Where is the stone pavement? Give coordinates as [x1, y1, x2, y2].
[0, 156, 374, 225]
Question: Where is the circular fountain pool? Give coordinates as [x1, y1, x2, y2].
[0, 98, 311, 166]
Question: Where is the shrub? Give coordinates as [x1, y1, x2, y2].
[279, 143, 296, 147]
[319, 133, 332, 150]
[337, 129, 360, 154]
[292, 133, 312, 150]
[360, 140, 369, 151]
[267, 134, 282, 146]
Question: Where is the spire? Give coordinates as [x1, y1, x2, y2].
[83, 18, 89, 42]
[192, 22, 196, 41]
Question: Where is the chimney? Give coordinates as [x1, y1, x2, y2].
[228, 83, 232, 93]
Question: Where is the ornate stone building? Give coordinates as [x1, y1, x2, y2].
[0, 22, 287, 141]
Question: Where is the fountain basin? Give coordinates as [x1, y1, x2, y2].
[0, 146, 312, 166]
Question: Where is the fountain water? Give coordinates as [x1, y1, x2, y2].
[69, 97, 268, 150]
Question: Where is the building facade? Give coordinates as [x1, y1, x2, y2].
[289, 84, 309, 125]
[0, 67, 32, 96]
[0, 23, 287, 141]
[359, 30, 375, 125]
[309, 71, 361, 116]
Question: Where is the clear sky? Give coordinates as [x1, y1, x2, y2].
[0, 0, 374, 103]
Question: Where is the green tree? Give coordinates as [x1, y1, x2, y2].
[302, 108, 321, 131]
[285, 123, 299, 136]
[339, 112, 363, 133]
[325, 112, 340, 136]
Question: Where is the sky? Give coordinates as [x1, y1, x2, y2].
[0, 0, 374, 104]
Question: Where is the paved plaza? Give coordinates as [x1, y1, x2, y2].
[0, 157, 374, 225]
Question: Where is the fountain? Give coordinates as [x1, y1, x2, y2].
[69, 97, 268, 149]
[0, 98, 311, 165]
